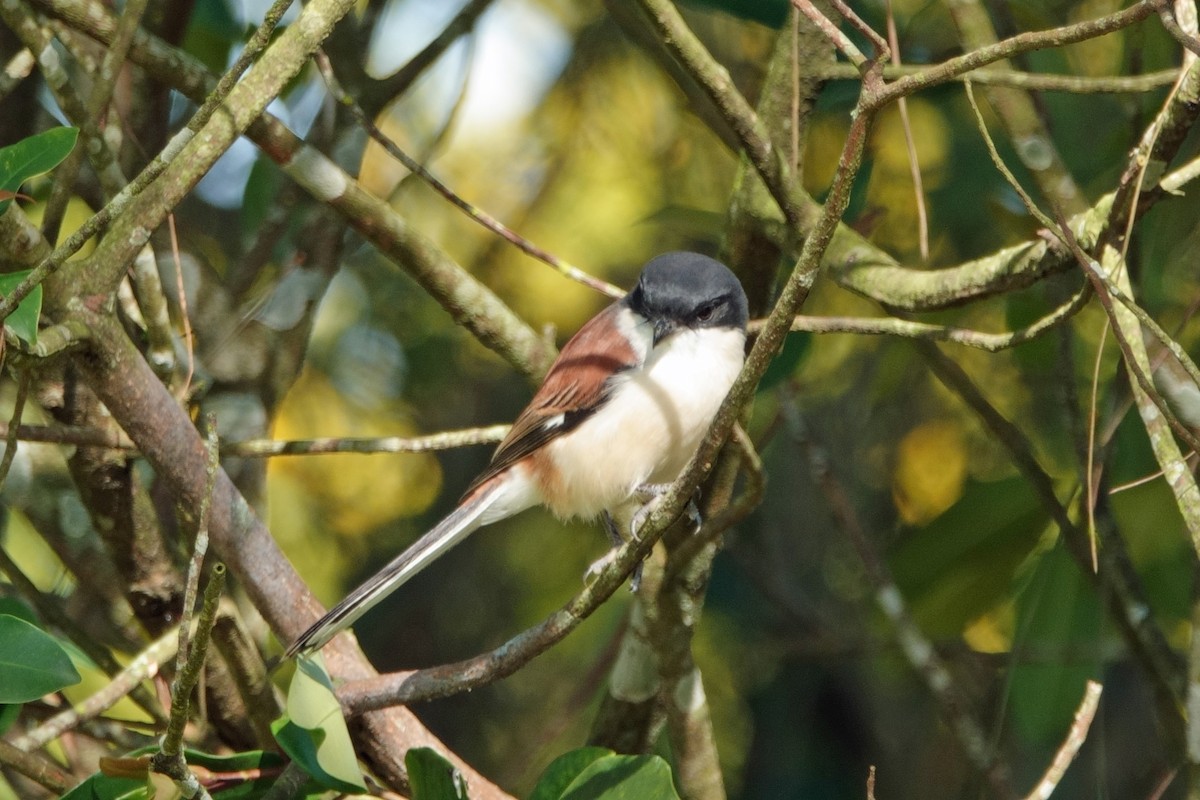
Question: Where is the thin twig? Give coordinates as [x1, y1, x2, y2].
[1158, 1, 1200, 58]
[0, 370, 30, 489]
[177, 418, 219, 668]
[962, 81, 1058, 233]
[826, 0, 890, 59]
[0, 421, 510, 457]
[222, 424, 509, 457]
[750, 289, 1090, 351]
[0, 740, 73, 794]
[313, 51, 622, 299]
[151, 565, 226, 799]
[790, 0, 867, 68]
[1085, 324, 1108, 570]
[877, 1, 1159, 107]
[884, 0, 929, 261]
[816, 62, 1180, 93]
[12, 628, 178, 750]
[167, 213, 195, 397]
[1022, 681, 1103, 800]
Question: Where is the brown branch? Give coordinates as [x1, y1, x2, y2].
[876, 1, 1160, 107]
[0, 739, 73, 794]
[1158, 1, 1200, 58]
[818, 62, 1181, 92]
[71, 311, 512, 798]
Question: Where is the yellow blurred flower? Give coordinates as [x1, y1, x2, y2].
[893, 419, 968, 525]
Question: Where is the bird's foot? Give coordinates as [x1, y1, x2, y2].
[629, 483, 703, 540]
[598, 510, 644, 592]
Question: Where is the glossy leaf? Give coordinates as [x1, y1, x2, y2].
[558, 754, 681, 800]
[0, 270, 42, 346]
[529, 747, 613, 800]
[406, 747, 469, 800]
[0, 126, 78, 215]
[0, 614, 81, 703]
[271, 654, 365, 794]
[59, 773, 149, 800]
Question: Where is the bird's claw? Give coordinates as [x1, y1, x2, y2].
[630, 483, 703, 540]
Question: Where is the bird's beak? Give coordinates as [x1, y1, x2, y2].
[653, 318, 677, 346]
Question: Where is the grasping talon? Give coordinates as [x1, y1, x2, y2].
[629, 482, 704, 541]
[585, 547, 621, 587]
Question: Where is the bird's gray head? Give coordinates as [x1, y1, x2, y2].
[626, 252, 749, 345]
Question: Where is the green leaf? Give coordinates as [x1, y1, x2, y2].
[59, 773, 150, 800]
[0, 703, 19, 735]
[271, 653, 365, 794]
[0, 596, 37, 624]
[186, 749, 293, 799]
[529, 747, 614, 800]
[0, 269, 44, 346]
[0, 614, 81, 702]
[406, 747, 469, 800]
[1008, 544, 1103, 743]
[0, 127, 78, 215]
[559, 754, 681, 800]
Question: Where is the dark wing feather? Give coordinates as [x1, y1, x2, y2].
[462, 303, 638, 497]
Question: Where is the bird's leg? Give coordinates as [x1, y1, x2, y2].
[585, 512, 643, 591]
[602, 510, 624, 549]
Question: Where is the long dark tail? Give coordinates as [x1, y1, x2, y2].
[286, 484, 501, 658]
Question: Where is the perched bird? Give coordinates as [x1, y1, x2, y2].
[286, 251, 748, 658]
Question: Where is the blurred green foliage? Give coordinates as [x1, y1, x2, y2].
[235, 0, 1200, 795]
[5, 0, 1200, 797]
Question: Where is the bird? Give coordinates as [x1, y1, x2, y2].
[286, 251, 748, 658]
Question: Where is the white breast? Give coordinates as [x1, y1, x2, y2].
[542, 316, 745, 520]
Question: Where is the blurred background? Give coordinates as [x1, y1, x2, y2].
[6, 0, 1200, 797]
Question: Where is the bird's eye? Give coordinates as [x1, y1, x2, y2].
[696, 302, 716, 322]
